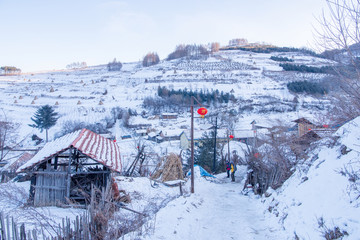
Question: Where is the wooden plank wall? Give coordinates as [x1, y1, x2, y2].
[34, 171, 67, 207]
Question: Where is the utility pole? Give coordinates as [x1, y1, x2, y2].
[190, 96, 207, 194]
[227, 130, 231, 163]
[213, 117, 217, 173]
[190, 96, 195, 193]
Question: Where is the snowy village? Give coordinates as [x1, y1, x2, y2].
[1, 1, 360, 240]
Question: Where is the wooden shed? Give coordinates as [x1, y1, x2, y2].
[18, 129, 122, 206]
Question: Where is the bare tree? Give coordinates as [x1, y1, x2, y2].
[315, 0, 360, 121]
[211, 42, 220, 53]
[0, 110, 19, 162]
[142, 52, 160, 67]
[243, 121, 300, 194]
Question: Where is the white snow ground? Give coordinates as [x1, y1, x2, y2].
[124, 166, 284, 240]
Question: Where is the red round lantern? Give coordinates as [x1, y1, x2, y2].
[229, 135, 234, 139]
[197, 107, 208, 118]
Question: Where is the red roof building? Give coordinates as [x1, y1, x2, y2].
[18, 128, 122, 173]
[17, 129, 122, 206]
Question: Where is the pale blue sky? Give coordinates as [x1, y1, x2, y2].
[0, 0, 328, 72]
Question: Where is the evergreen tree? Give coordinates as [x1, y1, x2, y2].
[194, 130, 221, 173]
[29, 105, 58, 142]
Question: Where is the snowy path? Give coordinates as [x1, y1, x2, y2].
[126, 171, 280, 240]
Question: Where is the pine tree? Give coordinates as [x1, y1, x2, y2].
[194, 130, 221, 173]
[29, 105, 58, 142]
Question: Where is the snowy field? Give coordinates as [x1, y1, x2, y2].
[0, 49, 333, 144]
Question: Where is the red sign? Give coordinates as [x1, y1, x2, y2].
[229, 135, 234, 139]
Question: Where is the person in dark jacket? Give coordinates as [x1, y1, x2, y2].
[226, 161, 231, 178]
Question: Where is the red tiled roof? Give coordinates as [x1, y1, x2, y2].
[18, 129, 122, 173]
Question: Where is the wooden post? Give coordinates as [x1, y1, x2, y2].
[6, 215, 10, 240]
[66, 148, 73, 200]
[213, 117, 217, 173]
[179, 183, 183, 196]
[190, 96, 195, 193]
[20, 224, 26, 240]
[0, 212, 6, 240]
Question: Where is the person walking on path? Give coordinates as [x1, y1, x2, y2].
[226, 161, 231, 178]
[230, 162, 236, 182]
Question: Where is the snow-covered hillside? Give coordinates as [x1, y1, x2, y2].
[123, 116, 360, 240]
[0, 49, 333, 146]
[262, 116, 360, 239]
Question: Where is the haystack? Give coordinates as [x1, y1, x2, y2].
[151, 153, 183, 182]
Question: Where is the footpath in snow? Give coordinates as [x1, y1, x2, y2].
[125, 167, 283, 240]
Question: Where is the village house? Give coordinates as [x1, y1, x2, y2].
[160, 129, 183, 141]
[161, 112, 178, 120]
[293, 117, 316, 137]
[292, 117, 338, 138]
[135, 129, 148, 137]
[0, 152, 36, 182]
[17, 129, 122, 207]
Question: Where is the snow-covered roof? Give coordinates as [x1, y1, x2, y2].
[18, 129, 122, 173]
[5, 152, 35, 171]
[161, 129, 184, 137]
[161, 112, 178, 116]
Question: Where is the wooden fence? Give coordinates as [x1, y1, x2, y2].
[0, 211, 91, 240]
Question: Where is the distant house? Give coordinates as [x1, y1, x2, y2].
[128, 123, 152, 129]
[291, 118, 340, 156]
[121, 135, 132, 140]
[135, 129, 148, 137]
[180, 132, 190, 150]
[292, 117, 338, 138]
[147, 131, 163, 143]
[293, 118, 316, 137]
[18, 129, 122, 206]
[179, 131, 205, 150]
[6, 152, 35, 172]
[161, 113, 178, 120]
[147, 129, 182, 143]
[160, 129, 182, 141]
[147, 132, 158, 142]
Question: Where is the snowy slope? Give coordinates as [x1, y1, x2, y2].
[263, 117, 360, 239]
[0, 49, 334, 146]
